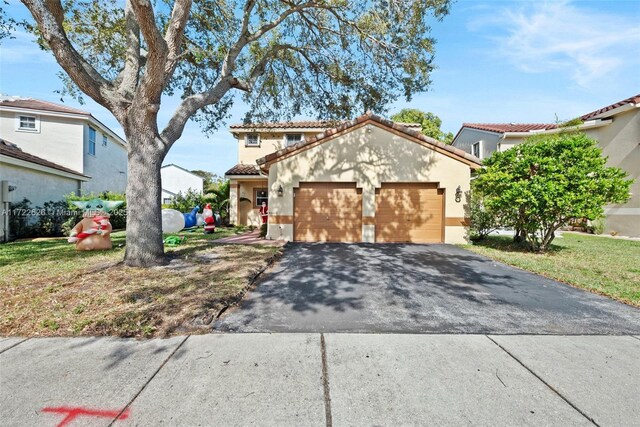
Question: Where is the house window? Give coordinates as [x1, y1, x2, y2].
[88, 127, 96, 155]
[254, 188, 268, 207]
[163, 198, 172, 205]
[285, 133, 302, 147]
[472, 141, 482, 159]
[17, 115, 37, 131]
[245, 133, 260, 146]
[102, 134, 108, 146]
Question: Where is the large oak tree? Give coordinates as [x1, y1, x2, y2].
[19, 0, 450, 266]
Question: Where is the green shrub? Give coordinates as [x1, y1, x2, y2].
[259, 223, 267, 238]
[35, 200, 70, 237]
[474, 131, 632, 251]
[7, 198, 36, 239]
[589, 218, 605, 235]
[469, 191, 499, 241]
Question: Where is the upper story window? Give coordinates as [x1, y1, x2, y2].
[88, 127, 96, 156]
[102, 134, 108, 146]
[16, 115, 39, 132]
[245, 133, 260, 146]
[472, 141, 482, 159]
[285, 133, 302, 147]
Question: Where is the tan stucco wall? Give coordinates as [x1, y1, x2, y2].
[237, 131, 320, 164]
[230, 179, 268, 226]
[584, 109, 639, 237]
[265, 123, 472, 243]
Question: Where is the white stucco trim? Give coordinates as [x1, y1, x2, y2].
[586, 103, 638, 121]
[501, 119, 613, 138]
[1, 155, 90, 181]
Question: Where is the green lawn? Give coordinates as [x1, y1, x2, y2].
[0, 226, 280, 338]
[463, 233, 640, 306]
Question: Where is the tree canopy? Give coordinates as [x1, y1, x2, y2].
[473, 131, 632, 251]
[391, 108, 453, 143]
[19, 0, 451, 266]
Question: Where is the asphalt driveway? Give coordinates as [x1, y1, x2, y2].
[215, 243, 640, 334]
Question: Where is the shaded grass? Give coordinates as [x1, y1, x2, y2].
[463, 233, 640, 306]
[0, 226, 279, 338]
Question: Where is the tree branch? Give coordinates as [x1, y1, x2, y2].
[160, 78, 234, 147]
[116, 0, 141, 99]
[130, 0, 168, 106]
[163, 0, 192, 83]
[22, 0, 115, 109]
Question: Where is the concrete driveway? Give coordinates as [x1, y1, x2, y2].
[216, 243, 640, 334]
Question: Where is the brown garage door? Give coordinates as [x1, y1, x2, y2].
[375, 183, 444, 243]
[294, 182, 362, 242]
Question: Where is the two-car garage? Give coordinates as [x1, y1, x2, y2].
[292, 182, 444, 243]
[258, 113, 481, 245]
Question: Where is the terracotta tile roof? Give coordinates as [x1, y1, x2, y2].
[462, 123, 558, 134]
[0, 97, 90, 116]
[230, 120, 342, 130]
[0, 138, 89, 178]
[580, 94, 640, 121]
[256, 112, 481, 168]
[225, 163, 262, 176]
[231, 119, 422, 131]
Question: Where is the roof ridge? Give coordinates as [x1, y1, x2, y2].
[0, 97, 90, 115]
[256, 111, 481, 167]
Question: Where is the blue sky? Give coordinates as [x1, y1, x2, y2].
[1, 0, 639, 175]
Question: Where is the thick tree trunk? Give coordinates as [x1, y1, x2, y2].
[124, 130, 167, 267]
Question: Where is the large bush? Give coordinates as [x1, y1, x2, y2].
[474, 131, 632, 251]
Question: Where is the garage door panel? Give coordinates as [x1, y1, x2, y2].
[294, 182, 362, 242]
[375, 183, 443, 243]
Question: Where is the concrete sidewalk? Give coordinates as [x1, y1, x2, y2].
[1, 334, 638, 426]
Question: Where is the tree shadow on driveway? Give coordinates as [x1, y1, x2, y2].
[215, 243, 640, 334]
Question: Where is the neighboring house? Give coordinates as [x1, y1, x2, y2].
[451, 94, 640, 237]
[160, 164, 204, 204]
[0, 96, 128, 196]
[0, 97, 128, 241]
[0, 139, 90, 241]
[451, 123, 558, 161]
[225, 112, 480, 243]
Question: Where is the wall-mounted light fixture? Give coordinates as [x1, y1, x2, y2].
[277, 185, 284, 197]
[455, 186, 462, 203]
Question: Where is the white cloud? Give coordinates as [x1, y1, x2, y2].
[470, 1, 640, 86]
[0, 30, 55, 65]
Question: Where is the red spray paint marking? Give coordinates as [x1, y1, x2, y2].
[41, 406, 130, 427]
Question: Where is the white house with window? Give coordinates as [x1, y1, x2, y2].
[160, 164, 204, 205]
[0, 96, 128, 240]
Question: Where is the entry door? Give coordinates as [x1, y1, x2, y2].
[375, 183, 444, 243]
[293, 182, 362, 242]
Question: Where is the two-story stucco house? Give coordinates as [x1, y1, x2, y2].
[225, 112, 481, 244]
[0, 97, 128, 240]
[451, 94, 640, 237]
[160, 164, 204, 204]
